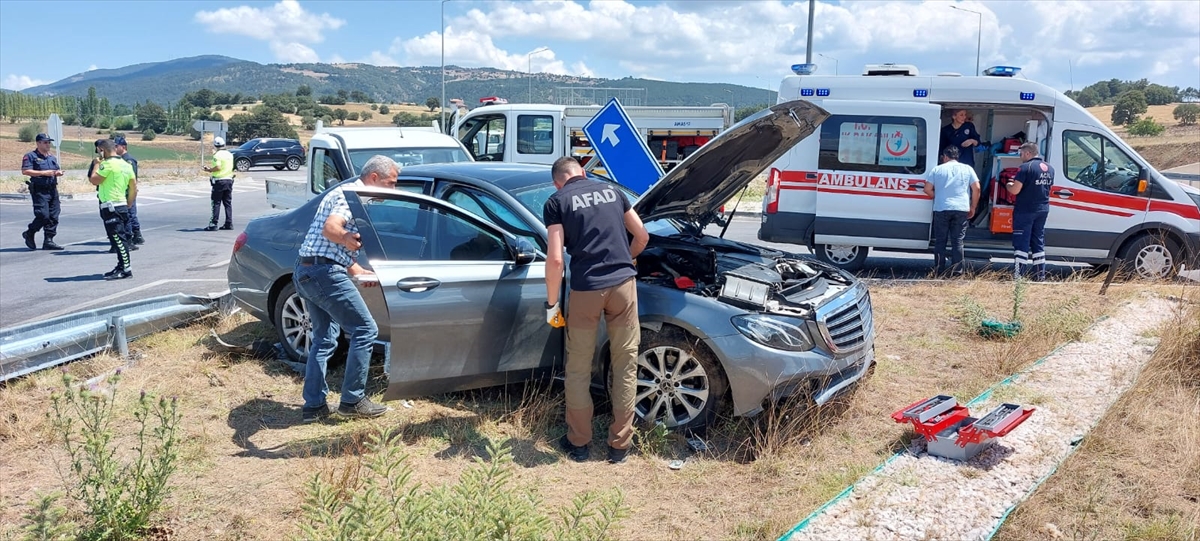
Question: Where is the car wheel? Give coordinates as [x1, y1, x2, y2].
[1118, 234, 1179, 279]
[274, 165, 285, 171]
[621, 327, 728, 432]
[274, 281, 311, 362]
[286, 156, 302, 171]
[235, 158, 252, 172]
[814, 244, 868, 272]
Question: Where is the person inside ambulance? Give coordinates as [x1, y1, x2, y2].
[940, 109, 980, 169]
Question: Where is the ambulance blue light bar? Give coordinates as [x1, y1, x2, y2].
[1020, 92, 1036, 101]
[913, 89, 929, 98]
[791, 63, 818, 75]
[984, 66, 1021, 77]
[801, 88, 815, 97]
[816, 88, 830, 97]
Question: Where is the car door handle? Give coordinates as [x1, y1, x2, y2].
[1052, 189, 1073, 198]
[396, 278, 441, 292]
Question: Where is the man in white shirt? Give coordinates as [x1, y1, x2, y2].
[923, 146, 981, 277]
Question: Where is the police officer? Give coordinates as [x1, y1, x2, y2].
[89, 139, 137, 280]
[202, 137, 234, 231]
[113, 137, 144, 245]
[20, 134, 66, 251]
[1006, 142, 1054, 281]
[543, 156, 649, 464]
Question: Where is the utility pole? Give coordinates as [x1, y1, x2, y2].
[528, 47, 550, 103]
[950, 5, 982, 76]
[805, 0, 815, 64]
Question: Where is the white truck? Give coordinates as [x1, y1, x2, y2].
[450, 102, 733, 174]
[264, 126, 473, 210]
[757, 63, 1200, 278]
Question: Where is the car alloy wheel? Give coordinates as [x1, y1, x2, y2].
[275, 285, 312, 362]
[628, 329, 727, 431]
[235, 158, 252, 172]
[286, 156, 302, 171]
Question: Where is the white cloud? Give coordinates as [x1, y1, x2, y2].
[1, 74, 48, 91]
[195, 0, 344, 63]
[87, 65, 98, 71]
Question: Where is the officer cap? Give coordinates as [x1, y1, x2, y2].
[35, 133, 54, 142]
[113, 136, 128, 147]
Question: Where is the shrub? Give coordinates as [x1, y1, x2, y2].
[1173, 103, 1200, 125]
[141, 129, 157, 141]
[359, 111, 373, 122]
[108, 129, 127, 140]
[378, 105, 390, 115]
[18, 122, 42, 142]
[296, 431, 627, 541]
[48, 370, 182, 540]
[347, 112, 359, 121]
[1127, 117, 1165, 137]
[114, 117, 136, 131]
[370, 103, 378, 111]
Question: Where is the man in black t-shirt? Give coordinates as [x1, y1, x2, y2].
[1005, 142, 1054, 281]
[543, 157, 649, 464]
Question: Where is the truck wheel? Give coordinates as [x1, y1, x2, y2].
[815, 244, 868, 272]
[235, 158, 252, 172]
[286, 156, 302, 171]
[1118, 234, 1179, 279]
[614, 326, 728, 432]
[273, 282, 311, 362]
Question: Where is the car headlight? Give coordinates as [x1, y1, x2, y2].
[731, 314, 815, 352]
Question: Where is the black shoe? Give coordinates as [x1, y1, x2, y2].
[337, 397, 388, 419]
[22, 230, 36, 250]
[108, 247, 118, 254]
[132, 232, 145, 245]
[219, 224, 234, 230]
[103, 267, 133, 280]
[558, 435, 589, 463]
[42, 241, 64, 251]
[203, 225, 218, 232]
[301, 404, 333, 424]
[607, 445, 629, 464]
[128, 244, 139, 251]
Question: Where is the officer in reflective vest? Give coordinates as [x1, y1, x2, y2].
[89, 139, 137, 280]
[202, 136, 235, 231]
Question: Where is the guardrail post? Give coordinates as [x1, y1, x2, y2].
[111, 316, 129, 358]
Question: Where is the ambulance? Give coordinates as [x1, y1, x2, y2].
[758, 63, 1200, 279]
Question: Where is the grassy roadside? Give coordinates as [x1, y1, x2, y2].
[0, 280, 1185, 540]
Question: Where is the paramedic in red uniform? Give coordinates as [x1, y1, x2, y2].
[940, 109, 980, 169]
[1006, 142, 1054, 281]
[543, 157, 649, 465]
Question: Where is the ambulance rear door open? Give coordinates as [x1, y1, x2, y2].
[811, 100, 941, 251]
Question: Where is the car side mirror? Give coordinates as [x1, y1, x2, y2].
[513, 238, 538, 266]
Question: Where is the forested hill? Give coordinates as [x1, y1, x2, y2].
[20, 55, 776, 108]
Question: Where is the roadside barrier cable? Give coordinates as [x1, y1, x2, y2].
[777, 314, 1113, 541]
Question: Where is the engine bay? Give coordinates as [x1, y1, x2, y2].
[635, 233, 855, 315]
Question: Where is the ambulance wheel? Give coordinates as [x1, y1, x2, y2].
[815, 244, 868, 272]
[1118, 234, 1179, 280]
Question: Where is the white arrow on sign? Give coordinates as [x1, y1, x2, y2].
[601, 124, 620, 146]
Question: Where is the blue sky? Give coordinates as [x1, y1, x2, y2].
[2, 0, 1198, 95]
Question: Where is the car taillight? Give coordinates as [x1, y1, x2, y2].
[765, 168, 780, 214]
[232, 231, 247, 255]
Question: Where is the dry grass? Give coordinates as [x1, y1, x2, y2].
[0, 280, 1166, 540]
[995, 286, 1200, 541]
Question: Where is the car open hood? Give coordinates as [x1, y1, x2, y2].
[633, 99, 828, 224]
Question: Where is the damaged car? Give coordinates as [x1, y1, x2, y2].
[227, 99, 874, 431]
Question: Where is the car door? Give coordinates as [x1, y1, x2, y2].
[811, 100, 941, 250]
[343, 189, 561, 400]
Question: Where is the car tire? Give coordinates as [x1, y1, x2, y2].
[286, 156, 302, 171]
[274, 165, 285, 171]
[814, 244, 868, 272]
[1118, 233, 1180, 279]
[617, 326, 729, 432]
[235, 158, 252, 172]
[274, 281, 311, 363]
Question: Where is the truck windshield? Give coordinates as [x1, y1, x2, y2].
[348, 147, 472, 172]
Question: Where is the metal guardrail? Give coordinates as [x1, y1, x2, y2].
[0, 293, 227, 382]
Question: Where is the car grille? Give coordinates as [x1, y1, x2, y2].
[819, 288, 873, 353]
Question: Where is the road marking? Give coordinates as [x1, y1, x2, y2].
[206, 258, 230, 269]
[135, 196, 175, 202]
[35, 278, 228, 321]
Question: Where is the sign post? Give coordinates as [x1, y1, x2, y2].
[193, 120, 228, 167]
[46, 113, 63, 159]
[582, 98, 663, 195]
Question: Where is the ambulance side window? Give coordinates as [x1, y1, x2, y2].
[817, 115, 927, 174]
[1062, 131, 1143, 196]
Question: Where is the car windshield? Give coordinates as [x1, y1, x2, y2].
[237, 140, 257, 150]
[507, 180, 680, 236]
[349, 147, 473, 173]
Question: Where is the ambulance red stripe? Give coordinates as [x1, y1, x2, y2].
[1050, 200, 1135, 218]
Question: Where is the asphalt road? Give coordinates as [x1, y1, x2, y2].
[0, 171, 302, 327]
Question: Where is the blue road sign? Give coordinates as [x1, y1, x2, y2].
[583, 98, 663, 195]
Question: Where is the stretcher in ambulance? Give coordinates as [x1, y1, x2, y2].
[758, 64, 1200, 279]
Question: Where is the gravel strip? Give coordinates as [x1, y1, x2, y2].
[785, 294, 1176, 541]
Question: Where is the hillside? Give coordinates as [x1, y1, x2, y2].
[1086, 103, 1199, 170]
[20, 55, 776, 109]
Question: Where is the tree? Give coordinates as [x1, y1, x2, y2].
[1173, 103, 1200, 125]
[226, 105, 298, 142]
[426, 97, 440, 112]
[296, 84, 312, 97]
[350, 90, 370, 103]
[392, 112, 424, 126]
[1074, 88, 1101, 108]
[1143, 84, 1178, 106]
[734, 105, 769, 122]
[136, 102, 168, 133]
[370, 103, 378, 111]
[333, 108, 349, 125]
[1183, 87, 1200, 102]
[347, 112, 359, 121]
[319, 94, 346, 106]
[337, 89, 349, 101]
[379, 105, 390, 115]
[359, 111, 373, 122]
[1111, 90, 1147, 126]
[1126, 117, 1164, 136]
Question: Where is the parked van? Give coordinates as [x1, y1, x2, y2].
[759, 64, 1200, 278]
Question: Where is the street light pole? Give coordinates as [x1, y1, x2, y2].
[441, 0, 448, 132]
[527, 47, 549, 103]
[818, 53, 839, 76]
[950, 5, 982, 76]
